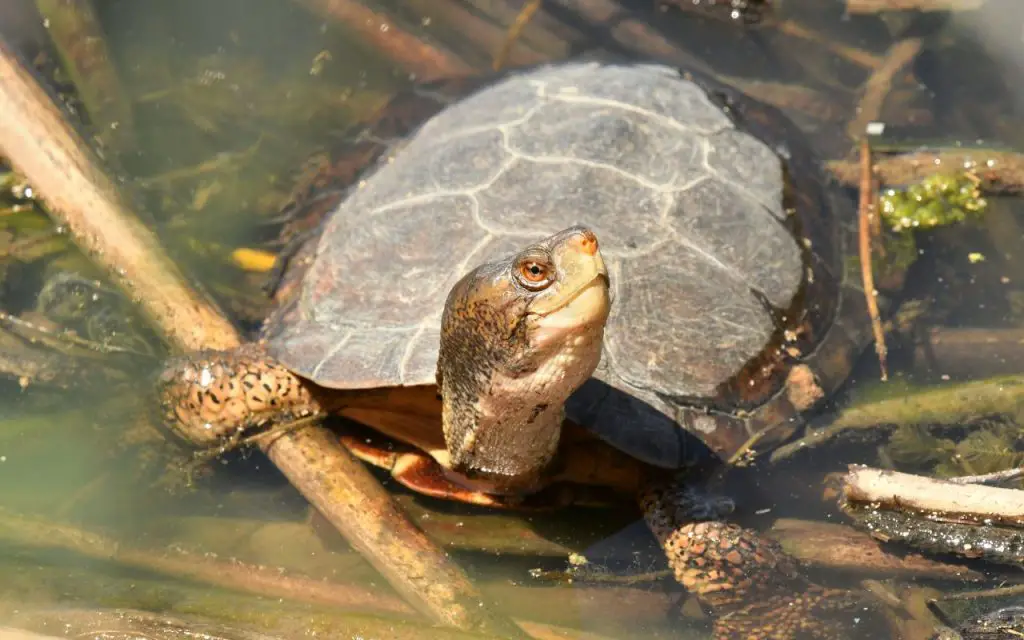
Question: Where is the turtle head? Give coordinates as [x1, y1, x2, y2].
[436, 225, 611, 496]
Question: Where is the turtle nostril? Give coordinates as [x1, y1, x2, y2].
[576, 229, 599, 256]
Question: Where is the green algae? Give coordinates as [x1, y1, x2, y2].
[879, 170, 988, 233]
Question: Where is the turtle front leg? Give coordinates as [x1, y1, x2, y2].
[156, 344, 325, 448]
[639, 480, 888, 639]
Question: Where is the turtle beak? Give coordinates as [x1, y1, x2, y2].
[529, 226, 611, 317]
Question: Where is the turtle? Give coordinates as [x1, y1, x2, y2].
[156, 60, 900, 638]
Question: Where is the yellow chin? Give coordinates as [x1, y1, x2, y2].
[530, 278, 610, 348]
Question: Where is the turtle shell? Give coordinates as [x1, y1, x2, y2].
[263, 60, 873, 469]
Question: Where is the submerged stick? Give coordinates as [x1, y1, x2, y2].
[828, 149, 1024, 195]
[829, 375, 1024, 431]
[0, 506, 414, 618]
[858, 139, 888, 381]
[770, 375, 1024, 462]
[33, 0, 134, 150]
[0, 38, 520, 636]
[842, 465, 1024, 528]
[493, 0, 543, 71]
[842, 501, 1024, 566]
[774, 21, 883, 70]
[914, 327, 1024, 380]
[847, 37, 923, 142]
[767, 518, 983, 580]
[0, 40, 236, 353]
[552, 0, 715, 75]
[292, 0, 474, 80]
[846, 0, 986, 12]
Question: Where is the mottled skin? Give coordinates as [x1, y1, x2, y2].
[437, 226, 609, 495]
[640, 483, 884, 639]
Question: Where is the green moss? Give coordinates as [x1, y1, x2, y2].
[879, 170, 988, 232]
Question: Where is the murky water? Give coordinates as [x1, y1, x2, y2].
[2, 0, 1024, 638]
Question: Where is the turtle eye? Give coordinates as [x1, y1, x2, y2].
[515, 259, 553, 291]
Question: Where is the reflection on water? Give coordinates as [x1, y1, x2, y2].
[1, 0, 1024, 637]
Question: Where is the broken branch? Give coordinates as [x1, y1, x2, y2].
[842, 465, 1024, 528]
[846, 0, 986, 13]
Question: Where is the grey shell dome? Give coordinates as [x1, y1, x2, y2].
[266, 61, 824, 467]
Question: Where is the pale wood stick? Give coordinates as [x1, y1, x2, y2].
[842, 465, 1024, 528]
[846, 0, 986, 13]
[0, 37, 520, 636]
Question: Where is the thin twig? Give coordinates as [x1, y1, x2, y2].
[858, 138, 888, 381]
[0, 310, 153, 359]
[847, 37, 924, 141]
[938, 583, 1024, 602]
[775, 20, 884, 70]
[291, 0, 474, 80]
[493, 0, 543, 71]
[947, 467, 1024, 486]
[846, 0, 986, 13]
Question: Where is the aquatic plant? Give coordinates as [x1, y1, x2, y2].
[879, 170, 988, 233]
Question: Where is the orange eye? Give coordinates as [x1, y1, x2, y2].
[516, 259, 552, 290]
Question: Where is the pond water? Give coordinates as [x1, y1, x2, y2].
[1, 0, 1024, 638]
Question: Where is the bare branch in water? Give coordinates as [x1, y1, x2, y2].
[0, 38, 521, 637]
[858, 139, 889, 381]
[846, 0, 986, 13]
[291, 0, 475, 80]
[829, 149, 1024, 195]
[842, 465, 1024, 528]
[33, 0, 135, 150]
[847, 37, 924, 142]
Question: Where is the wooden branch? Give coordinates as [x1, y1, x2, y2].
[33, 0, 135, 149]
[0, 44, 238, 352]
[828, 149, 1024, 195]
[842, 465, 1024, 528]
[914, 327, 1024, 380]
[847, 37, 923, 141]
[846, 0, 986, 13]
[768, 518, 983, 580]
[0, 38, 521, 636]
[292, 0, 474, 79]
[858, 138, 888, 381]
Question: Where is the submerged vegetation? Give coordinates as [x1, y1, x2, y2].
[879, 170, 988, 232]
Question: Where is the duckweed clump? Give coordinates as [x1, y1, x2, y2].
[878, 170, 988, 233]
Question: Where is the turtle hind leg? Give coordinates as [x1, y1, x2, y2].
[639, 481, 803, 605]
[638, 480, 891, 639]
[155, 344, 324, 448]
